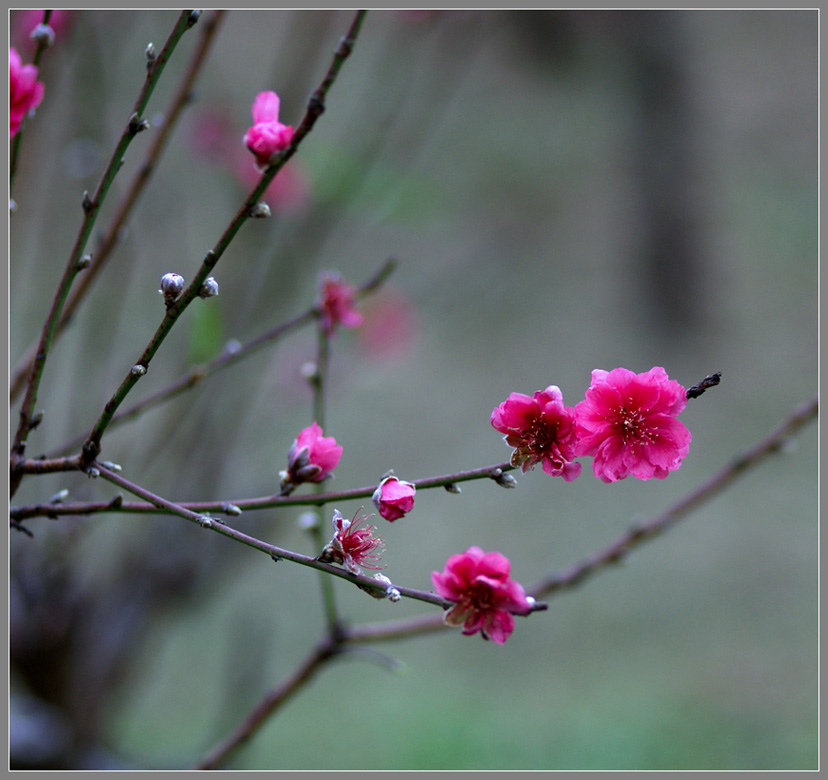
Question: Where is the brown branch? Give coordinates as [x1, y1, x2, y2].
[530, 394, 818, 599]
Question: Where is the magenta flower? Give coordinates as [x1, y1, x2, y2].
[490, 385, 582, 481]
[285, 421, 342, 487]
[10, 47, 44, 138]
[372, 475, 416, 522]
[318, 272, 364, 337]
[574, 366, 692, 483]
[319, 508, 385, 575]
[432, 547, 533, 645]
[243, 91, 294, 169]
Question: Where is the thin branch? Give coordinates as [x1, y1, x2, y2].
[10, 10, 199, 498]
[194, 637, 341, 770]
[10, 10, 227, 404]
[9, 10, 53, 188]
[11, 460, 515, 523]
[530, 394, 818, 599]
[45, 258, 395, 458]
[79, 9, 369, 469]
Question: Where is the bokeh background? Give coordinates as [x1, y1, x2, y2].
[9, 9, 817, 770]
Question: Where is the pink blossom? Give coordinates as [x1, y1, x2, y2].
[10, 47, 44, 138]
[574, 366, 692, 483]
[432, 546, 533, 644]
[318, 272, 363, 337]
[490, 385, 582, 481]
[285, 421, 342, 486]
[243, 91, 294, 169]
[372, 475, 416, 522]
[320, 508, 385, 575]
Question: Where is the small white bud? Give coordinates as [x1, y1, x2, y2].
[131, 364, 147, 377]
[387, 588, 401, 602]
[30, 23, 55, 48]
[444, 483, 461, 494]
[495, 473, 518, 489]
[198, 515, 213, 528]
[86, 467, 100, 479]
[300, 361, 319, 382]
[187, 10, 202, 26]
[159, 272, 185, 304]
[77, 254, 92, 270]
[222, 503, 242, 517]
[223, 339, 242, 356]
[145, 42, 156, 67]
[100, 460, 122, 472]
[250, 202, 271, 219]
[10, 199, 17, 213]
[297, 511, 319, 531]
[198, 277, 219, 299]
[526, 596, 536, 609]
[49, 489, 70, 504]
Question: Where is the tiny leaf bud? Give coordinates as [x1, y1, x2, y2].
[444, 483, 461, 494]
[131, 364, 147, 377]
[198, 515, 213, 528]
[77, 254, 92, 270]
[222, 503, 242, 517]
[145, 42, 156, 69]
[30, 24, 55, 48]
[49, 489, 69, 504]
[187, 10, 202, 27]
[100, 460, 122, 472]
[495, 472, 518, 489]
[250, 201, 271, 219]
[198, 277, 219, 299]
[86, 467, 100, 479]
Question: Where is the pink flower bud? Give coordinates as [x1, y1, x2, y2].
[243, 91, 294, 169]
[285, 422, 342, 487]
[317, 272, 363, 337]
[431, 547, 533, 645]
[9, 47, 44, 138]
[372, 475, 416, 522]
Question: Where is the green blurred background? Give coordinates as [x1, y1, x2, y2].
[9, 9, 817, 770]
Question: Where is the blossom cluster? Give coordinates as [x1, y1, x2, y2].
[491, 366, 692, 484]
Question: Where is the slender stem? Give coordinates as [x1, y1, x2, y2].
[529, 394, 819, 599]
[10, 10, 198, 497]
[9, 10, 53, 189]
[195, 639, 341, 770]
[79, 8, 369, 468]
[10, 10, 227, 404]
[93, 463, 448, 607]
[10, 460, 515, 522]
[44, 258, 395, 458]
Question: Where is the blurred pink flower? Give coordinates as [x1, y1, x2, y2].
[320, 508, 385, 575]
[574, 366, 691, 483]
[432, 546, 533, 645]
[491, 385, 581, 481]
[9, 47, 44, 138]
[285, 421, 342, 486]
[318, 272, 363, 337]
[372, 475, 416, 522]
[243, 91, 294, 169]
[358, 288, 419, 362]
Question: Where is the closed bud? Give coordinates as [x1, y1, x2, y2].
[198, 277, 219, 299]
[145, 42, 156, 68]
[30, 24, 55, 48]
[159, 272, 185, 304]
[131, 364, 147, 377]
[250, 201, 271, 219]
